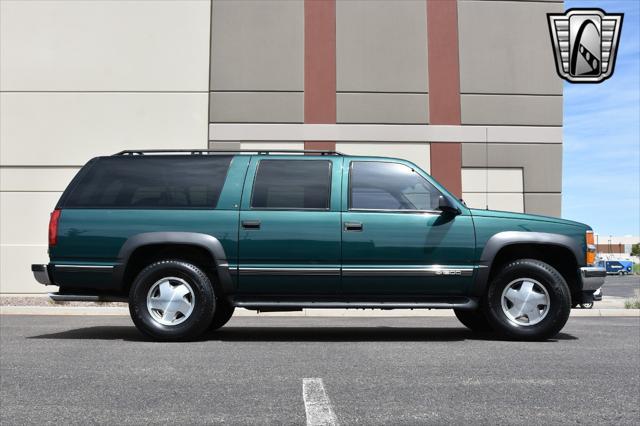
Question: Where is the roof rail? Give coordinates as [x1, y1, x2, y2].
[113, 149, 344, 156]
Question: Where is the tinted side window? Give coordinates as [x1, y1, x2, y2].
[251, 160, 331, 209]
[63, 156, 232, 208]
[350, 161, 441, 211]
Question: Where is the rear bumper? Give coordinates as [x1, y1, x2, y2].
[31, 264, 54, 286]
[32, 263, 127, 302]
[579, 266, 606, 291]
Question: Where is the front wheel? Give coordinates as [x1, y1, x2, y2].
[129, 260, 216, 341]
[484, 259, 571, 341]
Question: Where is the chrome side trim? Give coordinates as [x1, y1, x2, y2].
[239, 267, 340, 276]
[237, 266, 474, 276]
[234, 299, 479, 310]
[54, 264, 114, 272]
[342, 267, 474, 277]
[348, 208, 441, 215]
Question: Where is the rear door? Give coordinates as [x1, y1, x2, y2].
[237, 156, 343, 295]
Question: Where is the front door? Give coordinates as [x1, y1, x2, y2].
[237, 156, 342, 295]
[341, 159, 476, 295]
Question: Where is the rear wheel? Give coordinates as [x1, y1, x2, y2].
[129, 260, 215, 341]
[209, 298, 235, 331]
[454, 308, 493, 332]
[484, 259, 571, 341]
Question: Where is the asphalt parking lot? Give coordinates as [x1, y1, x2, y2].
[602, 274, 640, 298]
[1, 315, 639, 425]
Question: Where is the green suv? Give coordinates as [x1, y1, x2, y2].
[31, 150, 605, 341]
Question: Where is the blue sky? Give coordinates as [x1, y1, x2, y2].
[562, 0, 639, 236]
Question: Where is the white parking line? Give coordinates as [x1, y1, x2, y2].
[302, 378, 338, 426]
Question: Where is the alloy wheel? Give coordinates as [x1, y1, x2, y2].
[146, 277, 195, 326]
[500, 278, 550, 326]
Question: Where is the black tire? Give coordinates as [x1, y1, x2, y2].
[483, 259, 571, 341]
[129, 260, 215, 341]
[209, 298, 235, 331]
[454, 308, 493, 332]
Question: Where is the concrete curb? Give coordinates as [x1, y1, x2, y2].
[1, 306, 638, 317]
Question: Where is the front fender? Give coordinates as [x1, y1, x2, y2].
[471, 231, 584, 297]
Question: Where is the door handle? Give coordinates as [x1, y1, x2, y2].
[344, 222, 363, 232]
[242, 220, 261, 230]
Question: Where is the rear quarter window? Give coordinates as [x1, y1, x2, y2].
[61, 155, 232, 209]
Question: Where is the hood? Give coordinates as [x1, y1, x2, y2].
[469, 208, 590, 230]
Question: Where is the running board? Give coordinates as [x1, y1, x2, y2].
[233, 298, 478, 311]
[48, 292, 128, 303]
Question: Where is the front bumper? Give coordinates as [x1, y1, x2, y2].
[31, 264, 53, 286]
[579, 266, 606, 291]
[592, 287, 603, 301]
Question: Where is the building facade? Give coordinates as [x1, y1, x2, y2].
[0, 0, 563, 294]
[594, 235, 640, 256]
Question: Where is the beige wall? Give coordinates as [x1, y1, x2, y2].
[209, 0, 303, 125]
[210, 92, 303, 123]
[461, 95, 562, 126]
[337, 93, 429, 124]
[337, 142, 431, 174]
[336, 0, 428, 92]
[336, 0, 428, 125]
[0, 0, 211, 294]
[462, 143, 562, 193]
[0, 0, 210, 91]
[462, 143, 562, 216]
[458, 0, 564, 126]
[210, 0, 303, 91]
[239, 141, 305, 151]
[1, 92, 209, 165]
[458, 0, 562, 96]
[456, 0, 563, 217]
[462, 168, 525, 212]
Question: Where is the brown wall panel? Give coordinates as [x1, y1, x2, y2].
[304, 0, 336, 150]
[426, 0, 462, 196]
[430, 143, 462, 198]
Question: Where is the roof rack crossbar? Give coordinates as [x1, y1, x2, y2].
[114, 149, 344, 156]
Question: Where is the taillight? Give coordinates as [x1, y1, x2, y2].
[48, 209, 61, 247]
[586, 230, 596, 265]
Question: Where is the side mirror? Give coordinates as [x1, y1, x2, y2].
[438, 195, 460, 215]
